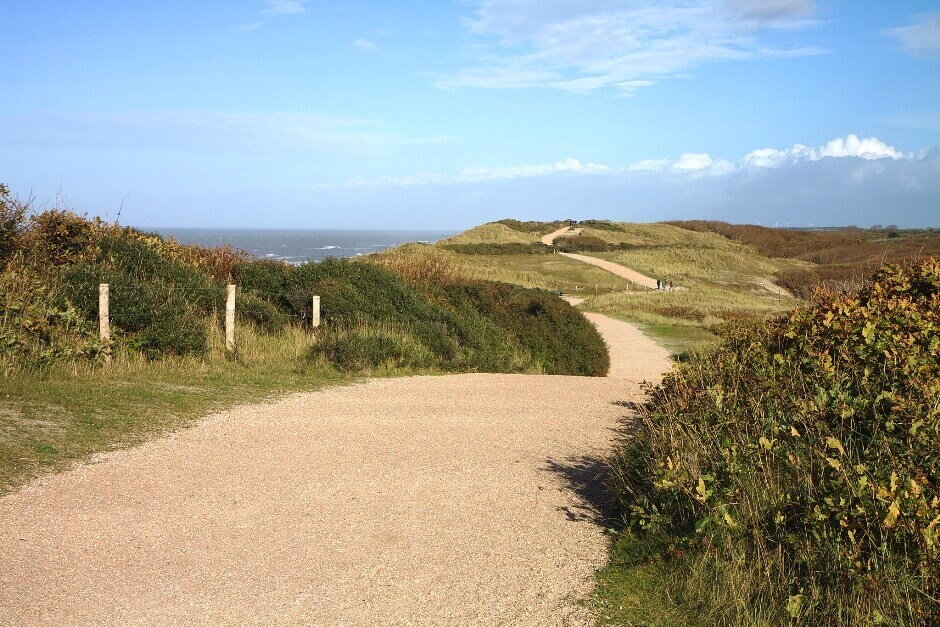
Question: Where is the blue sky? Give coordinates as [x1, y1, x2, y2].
[1, 1, 938, 228]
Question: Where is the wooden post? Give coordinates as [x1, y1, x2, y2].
[225, 284, 236, 357]
[98, 283, 111, 366]
[311, 295, 321, 328]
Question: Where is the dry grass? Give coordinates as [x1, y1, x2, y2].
[368, 243, 470, 287]
[439, 222, 541, 245]
[585, 283, 792, 327]
[667, 221, 940, 298]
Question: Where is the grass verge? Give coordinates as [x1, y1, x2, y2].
[0, 324, 345, 494]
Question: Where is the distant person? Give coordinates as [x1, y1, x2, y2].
[656, 279, 661, 290]
[669, 281, 673, 291]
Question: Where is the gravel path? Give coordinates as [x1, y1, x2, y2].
[0, 315, 671, 625]
[559, 253, 659, 290]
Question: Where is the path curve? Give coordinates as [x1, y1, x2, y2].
[541, 226, 573, 245]
[560, 252, 659, 290]
[0, 316, 671, 625]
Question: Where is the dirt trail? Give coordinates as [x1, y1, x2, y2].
[0, 315, 671, 625]
[540, 226, 574, 245]
[560, 252, 659, 290]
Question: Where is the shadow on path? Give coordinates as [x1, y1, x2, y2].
[543, 401, 643, 527]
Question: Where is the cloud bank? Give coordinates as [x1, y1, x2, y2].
[438, 0, 826, 93]
[341, 134, 919, 187]
[307, 134, 938, 228]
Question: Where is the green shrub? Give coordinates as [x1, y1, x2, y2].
[0, 261, 99, 373]
[60, 264, 212, 358]
[576, 219, 625, 232]
[439, 281, 609, 376]
[0, 184, 27, 261]
[610, 258, 939, 624]
[554, 234, 633, 253]
[496, 218, 574, 233]
[308, 323, 438, 371]
[236, 291, 289, 332]
[21, 209, 98, 265]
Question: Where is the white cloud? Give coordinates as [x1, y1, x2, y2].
[459, 158, 609, 181]
[627, 158, 669, 172]
[743, 135, 905, 168]
[261, 0, 307, 16]
[351, 38, 377, 52]
[673, 153, 713, 171]
[335, 134, 921, 188]
[885, 12, 940, 60]
[438, 0, 826, 93]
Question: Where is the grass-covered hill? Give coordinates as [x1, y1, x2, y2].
[429, 219, 809, 352]
[0, 186, 608, 491]
[597, 258, 939, 625]
[433, 218, 940, 355]
[668, 220, 940, 298]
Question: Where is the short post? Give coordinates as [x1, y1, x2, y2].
[99, 283, 111, 366]
[225, 284, 236, 357]
[311, 295, 321, 328]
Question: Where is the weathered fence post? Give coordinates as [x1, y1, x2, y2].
[99, 283, 111, 366]
[311, 295, 321, 328]
[225, 284, 236, 357]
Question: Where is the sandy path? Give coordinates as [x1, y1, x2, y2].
[541, 226, 573, 245]
[0, 316, 671, 625]
[559, 252, 659, 290]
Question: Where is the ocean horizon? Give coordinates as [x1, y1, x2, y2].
[154, 228, 457, 264]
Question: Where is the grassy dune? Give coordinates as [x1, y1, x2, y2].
[439, 222, 542, 245]
[435, 220, 806, 352]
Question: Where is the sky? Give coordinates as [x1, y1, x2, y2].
[1, 0, 938, 229]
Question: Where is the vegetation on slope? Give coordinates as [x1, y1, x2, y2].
[668, 220, 940, 298]
[433, 219, 807, 354]
[599, 258, 939, 625]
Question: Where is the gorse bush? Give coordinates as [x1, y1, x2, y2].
[610, 258, 939, 624]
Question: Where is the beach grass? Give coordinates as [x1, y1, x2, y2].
[457, 252, 640, 294]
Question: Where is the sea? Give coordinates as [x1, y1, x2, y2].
[155, 228, 457, 264]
